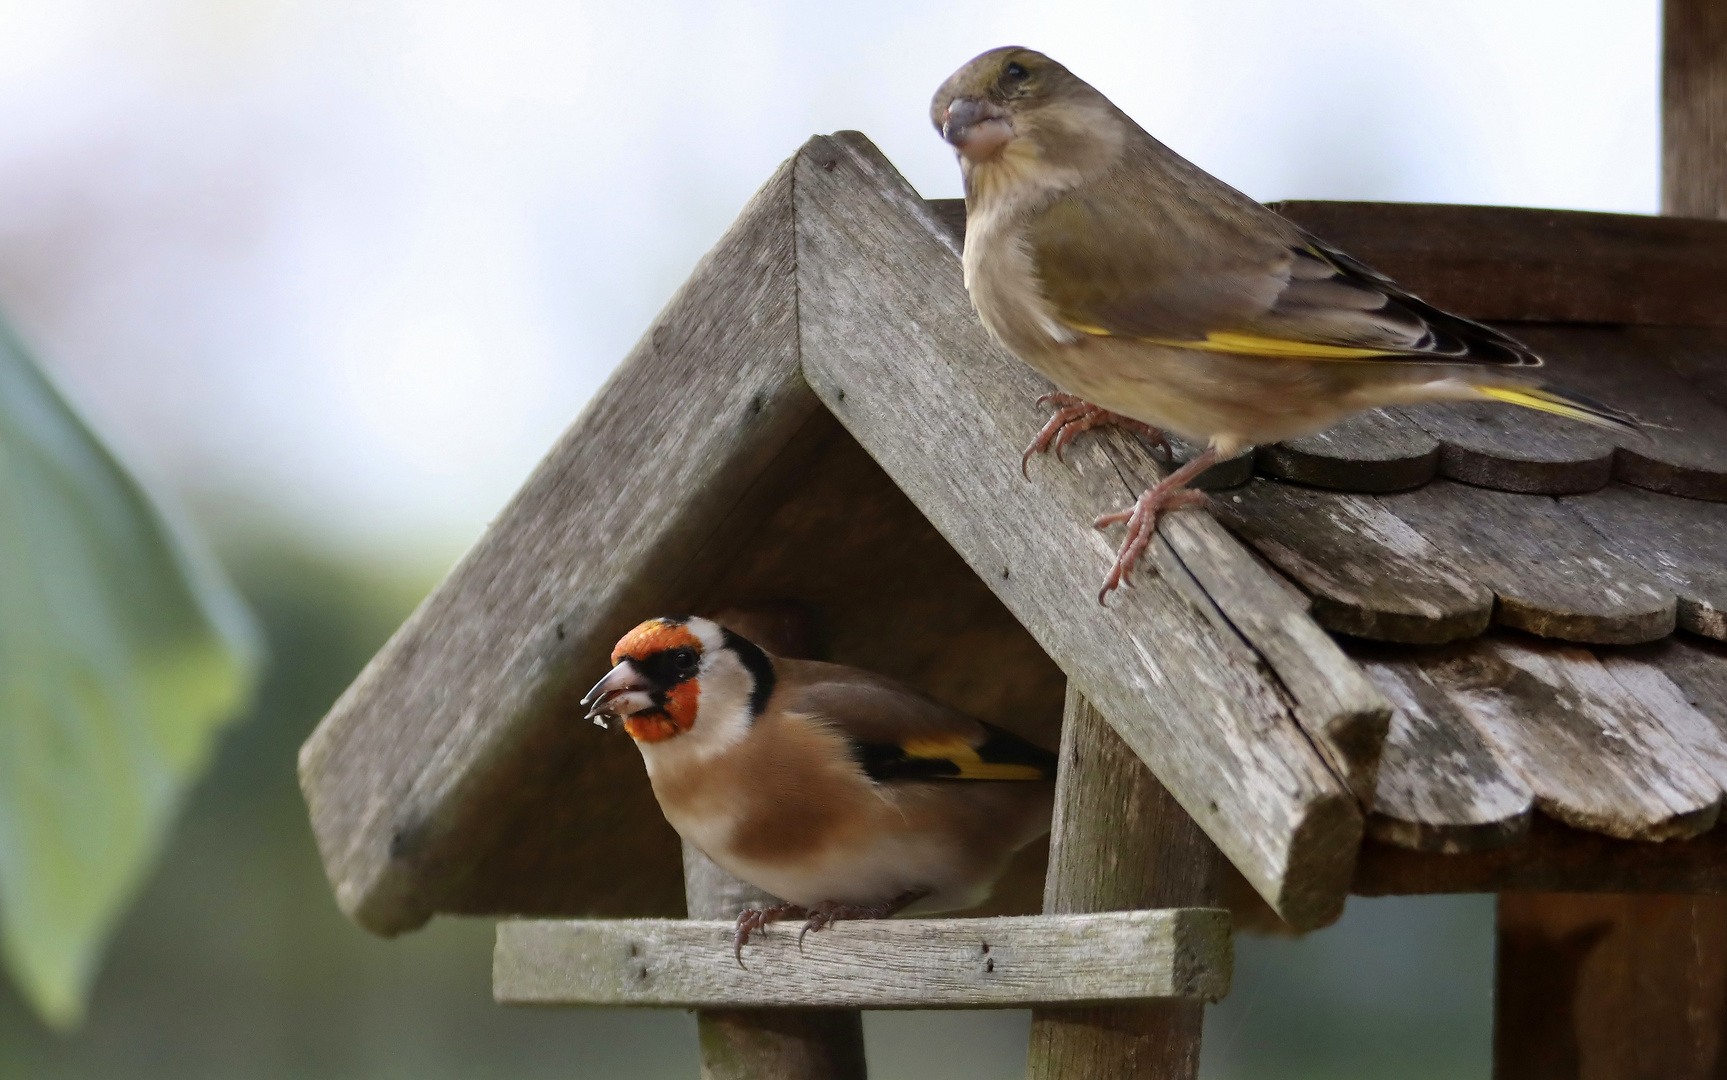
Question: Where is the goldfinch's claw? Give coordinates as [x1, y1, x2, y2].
[1022, 393, 1170, 479]
[794, 889, 933, 951]
[733, 903, 808, 967]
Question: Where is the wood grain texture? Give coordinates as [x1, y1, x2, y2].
[1104, 436, 1389, 804]
[1497, 894, 1727, 1080]
[1423, 637, 1721, 842]
[683, 842, 866, 1080]
[492, 908, 1232, 1008]
[1665, 0, 1727, 218]
[1355, 656, 1532, 853]
[1217, 481, 1492, 645]
[1597, 652, 1727, 795]
[1400, 400, 1616, 495]
[1628, 636, 1727, 733]
[1516, 324, 1727, 502]
[1273, 200, 1727, 327]
[1025, 689, 1222, 1080]
[795, 131, 1366, 929]
[1257, 409, 1439, 493]
[1382, 480, 1677, 644]
[1566, 483, 1727, 641]
[298, 156, 814, 934]
[1354, 815, 1727, 895]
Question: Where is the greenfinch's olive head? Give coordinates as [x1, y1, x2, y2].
[931, 48, 1119, 169]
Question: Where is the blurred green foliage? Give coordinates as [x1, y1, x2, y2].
[0, 320, 258, 1027]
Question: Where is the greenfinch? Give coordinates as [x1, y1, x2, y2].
[930, 46, 1639, 601]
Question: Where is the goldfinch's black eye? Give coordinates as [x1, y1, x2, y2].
[1003, 61, 1028, 81]
[670, 647, 700, 678]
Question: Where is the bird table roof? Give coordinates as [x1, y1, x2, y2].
[298, 132, 1727, 938]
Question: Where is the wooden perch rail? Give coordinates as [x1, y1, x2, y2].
[492, 909, 1231, 1010]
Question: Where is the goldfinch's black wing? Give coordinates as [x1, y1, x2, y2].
[849, 721, 1058, 782]
[1024, 181, 1541, 367]
[775, 659, 1057, 782]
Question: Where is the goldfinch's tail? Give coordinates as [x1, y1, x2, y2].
[1473, 382, 1643, 436]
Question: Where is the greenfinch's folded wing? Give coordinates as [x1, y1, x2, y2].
[1025, 189, 1540, 368]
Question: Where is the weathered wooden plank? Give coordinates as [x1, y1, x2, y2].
[1353, 815, 1727, 895]
[1628, 635, 1727, 731]
[1218, 481, 1492, 644]
[795, 131, 1366, 929]
[1496, 894, 1727, 1080]
[1666, 0, 1727, 218]
[298, 157, 816, 934]
[1399, 400, 1616, 495]
[1257, 409, 1440, 493]
[1028, 689, 1224, 1080]
[1566, 484, 1727, 641]
[1103, 434, 1389, 802]
[1382, 480, 1677, 644]
[1423, 637, 1721, 841]
[1273, 200, 1727, 327]
[1514, 324, 1727, 502]
[1355, 655, 1533, 853]
[492, 908, 1232, 1009]
[1597, 652, 1727, 798]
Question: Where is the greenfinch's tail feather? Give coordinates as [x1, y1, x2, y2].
[1474, 383, 1643, 435]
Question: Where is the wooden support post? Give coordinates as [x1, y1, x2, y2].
[1495, 894, 1727, 1078]
[684, 842, 868, 1080]
[1027, 687, 1224, 1079]
[1665, 0, 1727, 218]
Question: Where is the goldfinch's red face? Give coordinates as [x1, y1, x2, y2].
[584, 617, 705, 743]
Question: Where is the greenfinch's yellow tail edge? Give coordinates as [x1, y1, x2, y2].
[1474, 384, 1643, 436]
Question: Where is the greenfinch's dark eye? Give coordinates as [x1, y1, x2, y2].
[1003, 61, 1028, 81]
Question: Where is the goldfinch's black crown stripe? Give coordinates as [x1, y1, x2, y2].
[720, 627, 776, 720]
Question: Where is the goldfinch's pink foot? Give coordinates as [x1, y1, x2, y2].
[733, 903, 808, 966]
[796, 889, 931, 950]
[1021, 393, 1171, 478]
[1093, 446, 1221, 603]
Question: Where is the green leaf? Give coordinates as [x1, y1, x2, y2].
[0, 316, 259, 1028]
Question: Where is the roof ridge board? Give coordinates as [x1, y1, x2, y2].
[1270, 200, 1727, 329]
[298, 151, 816, 934]
[795, 130, 1381, 929]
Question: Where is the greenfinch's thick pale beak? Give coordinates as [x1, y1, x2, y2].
[582, 660, 654, 728]
[942, 97, 1013, 161]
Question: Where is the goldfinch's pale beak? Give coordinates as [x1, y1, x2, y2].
[582, 661, 654, 729]
[942, 97, 1013, 161]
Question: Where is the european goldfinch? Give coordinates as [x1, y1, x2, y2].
[930, 47, 1640, 601]
[581, 615, 1057, 959]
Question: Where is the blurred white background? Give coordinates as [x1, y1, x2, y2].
[0, 0, 1659, 566]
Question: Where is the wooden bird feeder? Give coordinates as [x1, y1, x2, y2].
[300, 8, 1727, 1076]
